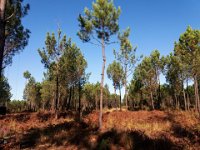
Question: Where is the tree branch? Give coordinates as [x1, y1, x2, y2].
[105, 41, 118, 45]
[91, 34, 102, 46]
[88, 41, 101, 47]
[5, 11, 15, 21]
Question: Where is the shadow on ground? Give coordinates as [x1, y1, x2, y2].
[15, 122, 183, 150]
[165, 112, 200, 148]
[1, 111, 200, 150]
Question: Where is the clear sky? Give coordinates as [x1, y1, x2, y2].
[4, 0, 200, 100]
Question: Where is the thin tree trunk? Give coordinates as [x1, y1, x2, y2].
[75, 96, 77, 111]
[72, 86, 74, 109]
[78, 80, 82, 121]
[150, 91, 154, 110]
[194, 76, 197, 111]
[186, 79, 190, 110]
[124, 64, 128, 109]
[55, 75, 59, 119]
[114, 84, 117, 108]
[29, 101, 31, 111]
[99, 37, 106, 129]
[140, 90, 143, 109]
[194, 75, 200, 113]
[158, 78, 161, 109]
[155, 68, 161, 109]
[178, 96, 180, 109]
[119, 84, 122, 111]
[0, 0, 6, 79]
[68, 86, 72, 110]
[183, 89, 187, 111]
[95, 94, 98, 111]
[186, 93, 190, 111]
[175, 93, 178, 109]
[63, 90, 68, 110]
[43, 102, 45, 110]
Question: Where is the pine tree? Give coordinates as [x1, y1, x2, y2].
[149, 50, 165, 109]
[77, 0, 121, 129]
[114, 27, 137, 109]
[174, 26, 200, 113]
[38, 29, 67, 114]
[107, 60, 123, 110]
[0, 0, 30, 78]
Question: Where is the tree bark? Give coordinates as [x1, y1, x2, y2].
[150, 91, 154, 110]
[140, 90, 143, 109]
[119, 84, 122, 111]
[67, 86, 72, 110]
[174, 93, 178, 109]
[95, 94, 98, 111]
[158, 78, 161, 109]
[194, 75, 200, 113]
[29, 101, 31, 111]
[186, 93, 190, 111]
[55, 75, 59, 118]
[43, 102, 45, 110]
[74, 96, 77, 111]
[99, 37, 106, 129]
[78, 80, 82, 121]
[124, 63, 128, 109]
[63, 90, 68, 110]
[72, 86, 74, 109]
[186, 79, 190, 110]
[0, 0, 6, 79]
[114, 84, 117, 108]
[183, 89, 187, 111]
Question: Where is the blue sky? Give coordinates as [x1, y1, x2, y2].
[4, 0, 200, 100]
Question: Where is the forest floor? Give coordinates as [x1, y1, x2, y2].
[0, 109, 200, 150]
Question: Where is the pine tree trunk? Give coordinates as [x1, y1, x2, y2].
[175, 93, 178, 109]
[75, 97, 77, 111]
[119, 84, 122, 111]
[114, 85, 117, 108]
[0, 0, 6, 79]
[140, 90, 143, 109]
[29, 101, 31, 111]
[43, 102, 45, 110]
[186, 79, 190, 110]
[178, 96, 180, 109]
[95, 94, 98, 111]
[99, 37, 106, 129]
[150, 91, 154, 110]
[63, 89, 68, 110]
[78, 80, 82, 121]
[183, 89, 187, 111]
[158, 78, 161, 109]
[72, 86, 74, 109]
[186, 93, 190, 111]
[55, 75, 59, 118]
[68, 86, 72, 110]
[194, 75, 200, 113]
[194, 76, 197, 111]
[124, 64, 128, 109]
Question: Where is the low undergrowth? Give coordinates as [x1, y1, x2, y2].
[0, 110, 199, 149]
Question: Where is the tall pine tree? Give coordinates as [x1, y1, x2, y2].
[77, 0, 121, 129]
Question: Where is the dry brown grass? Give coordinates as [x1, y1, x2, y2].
[84, 109, 200, 149]
[0, 110, 199, 149]
[0, 111, 73, 139]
